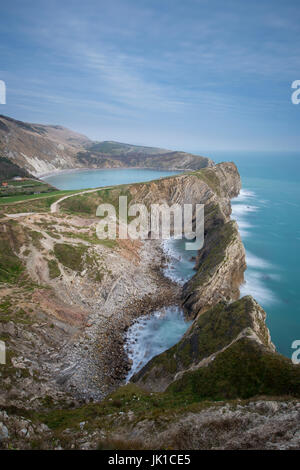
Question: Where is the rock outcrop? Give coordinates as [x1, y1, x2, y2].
[1, 152, 299, 450]
[132, 296, 300, 398]
[123, 162, 246, 317]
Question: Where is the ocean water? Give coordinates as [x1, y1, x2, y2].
[125, 239, 196, 380]
[44, 154, 300, 363]
[125, 151, 300, 373]
[210, 151, 300, 358]
[42, 168, 179, 190]
[125, 306, 192, 381]
[162, 238, 198, 285]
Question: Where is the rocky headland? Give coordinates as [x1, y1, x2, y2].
[0, 134, 299, 449]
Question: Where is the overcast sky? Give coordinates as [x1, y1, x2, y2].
[1, 0, 300, 152]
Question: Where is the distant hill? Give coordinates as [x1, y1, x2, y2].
[87, 140, 168, 155]
[0, 114, 213, 176]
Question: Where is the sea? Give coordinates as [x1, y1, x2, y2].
[44, 151, 300, 373]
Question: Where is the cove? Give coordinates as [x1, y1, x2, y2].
[125, 238, 197, 379]
[42, 168, 180, 190]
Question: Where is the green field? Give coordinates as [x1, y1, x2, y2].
[0, 190, 72, 204]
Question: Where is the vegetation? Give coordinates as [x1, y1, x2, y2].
[0, 156, 31, 181]
[134, 297, 266, 384]
[27, 230, 45, 249]
[53, 243, 88, 272]
[0, 180, 55, 198]
[190, 220, 237, 289]
[47, 259, 61, 279]
[168, 337, 300, 401]
[0, 221, 25, 284]
[61, 230, 116, 249]
[0, 190, 77, 208]
[190, 167, 221, 195]
[59, 185, 133, 217]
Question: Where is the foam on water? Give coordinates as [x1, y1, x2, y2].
[124, 238, 196, 379]
[246, 251, 273, 269]
[125, 306, 192, 381]
[240, 271, 278, 305]
[162, 238, 198, 285]
[232, 188, 279, 307]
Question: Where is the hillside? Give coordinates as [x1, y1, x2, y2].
[0, 164, 299, 449]
[0, 156, 32, 181]
[0, 114, 213, 176]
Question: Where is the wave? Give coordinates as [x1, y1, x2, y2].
[125, 306, 191, 381]
[233, 189, 256, 202]
[234, 189, 279, 308]
[231, 203, 259, 217]
[246, 251, 273, 269]
[162, 238, 197, 285]
[241, 271, 278, 306]
[231, 191, 259, 238]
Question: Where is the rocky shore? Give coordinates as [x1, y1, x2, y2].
[1, 161, 299, 450]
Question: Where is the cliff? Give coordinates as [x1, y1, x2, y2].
[132, 296, 300, 397]
[127, 163, 246, 318]
[0, 114, 212, 176]
[1, 158, 299, 450]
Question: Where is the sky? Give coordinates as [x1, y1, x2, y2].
[0, 0, 300, 152]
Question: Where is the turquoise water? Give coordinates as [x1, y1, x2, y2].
[162, 238, 198, 285]
[42, 168, 180, 190]
[125, 306, 192, 381]
[210, 151, 300, 358]
[127, 151, 300, 363]
[125, 240, 196, 379]
[44, 155, 300, 361]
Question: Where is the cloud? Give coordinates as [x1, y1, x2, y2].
[2, 0, 300, 149]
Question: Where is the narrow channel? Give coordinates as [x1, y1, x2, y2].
[125, 238, 198, 380]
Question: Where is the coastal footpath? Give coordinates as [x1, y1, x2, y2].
[0, 154, 299, 448]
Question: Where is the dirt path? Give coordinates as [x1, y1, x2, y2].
[4, 186, 111, 218]
[4, 212, 38, 218]
[50, 187, 111, 213]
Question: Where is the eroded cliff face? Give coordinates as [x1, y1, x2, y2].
[0, 114, 212, 176]
[182, 220, 246, 318]
[1, 161, 300, 450]
[0, 115, 91, 176]
[125, 163, 246, 318]
[128, 162, 241, 216]
[129, 163, 300, 403]
[0, 162, 245, 407]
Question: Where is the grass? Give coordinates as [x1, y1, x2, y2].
[27, 230, 45, 249]
[60, 185, 137, 222]
[189, 168, 221, 196]
[0, 189, 71, 205]
[168, 337, 300, 401]
[0, 221, 25, 284]
[53, 243, 88, 272]
[61, 230, 117, 248]
[133, 297, 270, 386]
[0, 296, 34, 325]
[0, 244, 24, 284]
[0, 179, 54, 199]
[34, 383, 214, 432]
[47, 259, 61, 279]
